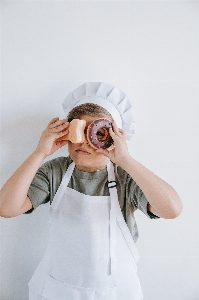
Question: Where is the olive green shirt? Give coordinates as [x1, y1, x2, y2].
[26, 156, 159, 242]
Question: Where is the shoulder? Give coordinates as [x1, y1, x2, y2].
[114, 163, 135, 187]
[41, 156, 72, 172]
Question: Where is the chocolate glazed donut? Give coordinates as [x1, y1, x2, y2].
[87, 118, 114, 149]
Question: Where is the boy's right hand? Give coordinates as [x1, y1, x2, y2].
[35, 118, 69, 157]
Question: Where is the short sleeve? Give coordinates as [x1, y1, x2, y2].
[24, 163, 51, 214]
[24, 156, 72, 214]
[126, 174, 160, 219]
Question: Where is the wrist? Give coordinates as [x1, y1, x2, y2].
[118, 154, 133, 169]
[33, 149, 48, 160]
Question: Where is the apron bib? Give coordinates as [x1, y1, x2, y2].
[28, 161, 143, 300]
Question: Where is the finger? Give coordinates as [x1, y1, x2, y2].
[109, 127, 117, 139]
[118, 127, 125, 136]
[112, 120, 121, 136]
[57, 128, 69, 137]
[51, 122, 69, 132]
[48, 117, 59, 126]
[49, 119, 69, 129]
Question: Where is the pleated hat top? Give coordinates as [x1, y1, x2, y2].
[62, 82, 135, 140]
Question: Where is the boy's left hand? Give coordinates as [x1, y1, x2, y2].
[95, 120, 130, 166]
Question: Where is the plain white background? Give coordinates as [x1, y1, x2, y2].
[1, 1, 199, 299]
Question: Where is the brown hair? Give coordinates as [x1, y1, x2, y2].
[67, 103, 113, 122]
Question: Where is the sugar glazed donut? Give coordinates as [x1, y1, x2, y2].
[57, 119, 86, 143]
[87, 118, 114, 149]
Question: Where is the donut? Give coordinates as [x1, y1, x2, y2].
[87, 118, 114, 149]
[57, 119, 86, 143]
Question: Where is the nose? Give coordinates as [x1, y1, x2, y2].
[83, 138, 89, 145]
[81, 129, 89, 145]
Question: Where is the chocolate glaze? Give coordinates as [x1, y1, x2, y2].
[87, 118, 114, 149]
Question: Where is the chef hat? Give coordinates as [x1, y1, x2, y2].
[62, 82, 135, 140]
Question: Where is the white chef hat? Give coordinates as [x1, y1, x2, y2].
[62, 82, 135, 140]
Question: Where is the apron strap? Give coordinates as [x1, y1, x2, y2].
[49, 162, 76, 225]
[107, 161, 118, 275]
[107, 161, 140, 276]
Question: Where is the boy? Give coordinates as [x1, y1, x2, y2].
[0, 82, 182, 300]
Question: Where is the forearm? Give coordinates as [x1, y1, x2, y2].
[0, 118, 69, 217]
[0, 150, 46, 215]
[120, 155, 182, 219]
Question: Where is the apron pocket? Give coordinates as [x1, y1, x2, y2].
[42, 275, 117, 300]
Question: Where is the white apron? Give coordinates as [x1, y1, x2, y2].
[28, 161, 143, 300]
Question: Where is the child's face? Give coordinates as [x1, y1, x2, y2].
[68, 115, 111, 172]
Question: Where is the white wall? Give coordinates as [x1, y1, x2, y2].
[1, 1, 199, 299]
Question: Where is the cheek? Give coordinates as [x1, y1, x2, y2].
[94, 152, 110, 163]
[67, 142, 75, 154]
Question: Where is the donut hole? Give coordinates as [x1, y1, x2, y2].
[96, 127, 109, 141]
